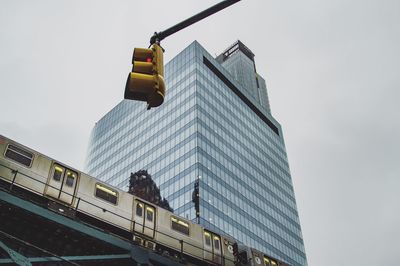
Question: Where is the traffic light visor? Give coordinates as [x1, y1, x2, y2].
[125, 72, 156, 101]
[132, 48, 153, 63]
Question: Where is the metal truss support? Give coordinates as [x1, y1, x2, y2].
[0, 240, 31, 266]
[0, 253, 132, 265]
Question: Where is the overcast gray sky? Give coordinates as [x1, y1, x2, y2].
[1, 1, 399, 265]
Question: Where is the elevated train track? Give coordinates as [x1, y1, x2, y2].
[0, 180, 183, 266]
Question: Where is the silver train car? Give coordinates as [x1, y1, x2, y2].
[0, 134, 289, 266]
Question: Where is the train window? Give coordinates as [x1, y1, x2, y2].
[204, 232, 211, 246]
[65, 171, 76, 187]
[95, 183, 118, 205]
[53, 166, 64, 182]
[146, 207, 154, 222]
[136, 203, 143, 217]
[171, 217, 189, 236]
[5, 144, 33, 167]
[213, 236, 220, 250]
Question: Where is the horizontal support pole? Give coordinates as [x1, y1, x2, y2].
[0, 254, 131, 264]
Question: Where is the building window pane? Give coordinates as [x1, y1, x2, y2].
[146, 207, 154, 222]
[95, 183, 118, 205]
[204, 232, 211, 246]
[65, 171, 76, 187]
[5, 144, 33, 167]
[171, 216, 189, 235]
[136, 203, 143, 217]
[53, 166, 64, 182]
[214, 236, 220, 250]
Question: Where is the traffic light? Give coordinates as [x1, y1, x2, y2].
[232, 243, 248, 265]
[124, 44, 165, 108]
[233, 243, 239, 260]
[192, 179, 200, 217]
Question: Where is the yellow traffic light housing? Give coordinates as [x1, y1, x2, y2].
[124, 44, 165, 108]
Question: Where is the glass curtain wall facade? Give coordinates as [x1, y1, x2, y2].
[85, 41, 307, 266]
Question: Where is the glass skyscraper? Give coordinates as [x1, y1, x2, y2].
[84, 41, 307, 266]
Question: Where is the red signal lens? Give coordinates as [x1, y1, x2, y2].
[146, 58, 152, 63]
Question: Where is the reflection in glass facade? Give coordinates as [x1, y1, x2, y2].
[84, 41, 307, 266]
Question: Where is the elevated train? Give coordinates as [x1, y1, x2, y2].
[0, 134, 289, 266]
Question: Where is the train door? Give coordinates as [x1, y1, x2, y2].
[133, 200, 155, 238]
[143, 205, 155, 237]
[133, 201, 144, 234]
[45, 163, 78, 205]
[264, 257, 278, 266]
[203, 230, 222, 264]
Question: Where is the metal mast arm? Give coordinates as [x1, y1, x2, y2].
[150, 0, 241, 45]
